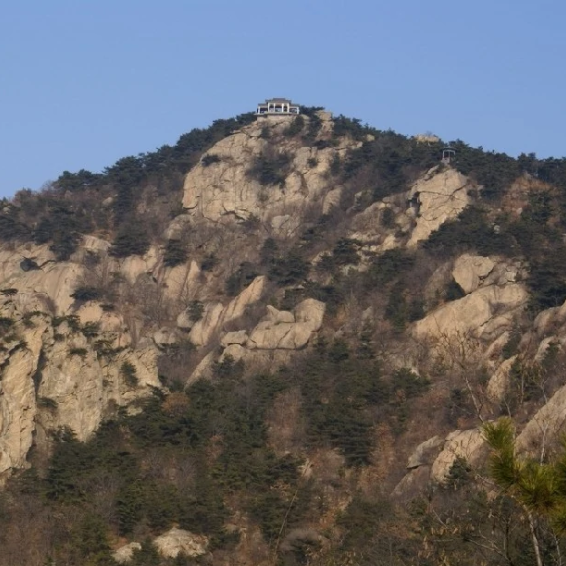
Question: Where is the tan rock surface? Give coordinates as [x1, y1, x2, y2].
[516, 384, 566, 455]
[247, 299, 325, 350]
[452, 254, 495, 294]
[408, 168, 472, 247]
[112, 542, 142, 564]
[182, 118, 355, 225]
[153, 528, 208, 559]
[414, 283, 528, 343]
[430, 429, 485, 482]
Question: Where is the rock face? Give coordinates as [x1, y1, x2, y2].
[186, 299, 326, 384]
[414, 256, 527, 346]
[406, 436, 444, 469]
[408, 167, 472, 247]
[516, 384, 566, 456]
[247, 299, 325, 350]
[153, 528, 208, 559]
[188, 276, 267, 347]
[0, 298, 160, 482]
[182, 114, 356, 228]
[112, 542, 142, 564]
[452, 254, 496, 294]
[430, 429, 485, 482]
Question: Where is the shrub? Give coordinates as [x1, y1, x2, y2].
[71, 286, 101, 302]
[201, 154, 221, 167]
[81, 322, 100, 338]
[69, 347, 88, 358]
[121, 361, 138, 387]
[110, 222, 150, 258]
[187, 300, 204, 322]
[285, 115, 305, 137]
[163, 239, 188, 267]
[248, 150, 291, 186]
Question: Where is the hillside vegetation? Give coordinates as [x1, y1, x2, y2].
[1, 109, 566, 565]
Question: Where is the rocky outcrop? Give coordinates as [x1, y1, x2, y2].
[0, 298, 160, 482]
[452, 254, 495, 294]
[516, 384, 566, 456]
[247, 299, 325, 350]
[187, 276, 266, 346]
[408, 167, 472, 247]
[186, 299, 326, 384]
[414, 256, 527, 346]
[406, 436, 444, 469]
[430, 429, 485, 482]
[153, 528, 208, 559]
[182, 114, 357, 228]
[112, 542, 142, 564]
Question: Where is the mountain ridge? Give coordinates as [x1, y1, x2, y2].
[1, 108, 566, 565]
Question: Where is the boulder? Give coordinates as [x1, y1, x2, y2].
[221, 330, 248, 347]
[153, 327, 178, 347]
[153, 528, 208, 559]
[188, 302, 224, 346]
[413, 283, 528, 343]
[182, 119, 358, 226]
[452, 254, 495, 294]
[430, 429, 485, 482]
[187, 276, 266, 347]
[112, 542, 142, 564]
[247, 299, 325, 350]
[407, 436, 444, 469]
[487, 356, 517, 402]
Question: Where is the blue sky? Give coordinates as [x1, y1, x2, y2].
[1, 0, 565, 197]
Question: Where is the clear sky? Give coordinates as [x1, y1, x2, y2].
[2, 0, 565, 197]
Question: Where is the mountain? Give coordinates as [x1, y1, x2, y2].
[1, 107, 566, 565]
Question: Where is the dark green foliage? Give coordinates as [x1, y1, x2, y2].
[74, 512, 113, 562]
[121, 361, 138, 387]
[117, 479, 146, 535]
[71, 286, 101, 302]
[200, 253, 217, 271]
[201, 153, 221, 166]
[0, 317, 15, 336]
[424, 205, 512, 258]
[37, 396, 58, 410]
[268, 251, 309, 286]
[110, 222, 150, 258]
[365, 249, 415, 287]
[225, 262, 259, 296]
[0, 288, 18, 296]
[338, 495, 391, 551]
[445, 279, 465, 301]
[130, 539, 161, 566]
[187, 300, 204, 322]
[445, 456, 473, 489]
[56, 169, 101, 192]
[285, 115, 305, 137]
[342, 130, 440, 202]
[452, 141, 520, 200]
[317, 238, 360, 272]
[44, 427, 85, 502]
[163, 239, 188, 267]
[53, 314, 81, 332]
[332, 115, 367, 141]
[34, 203, 86, 260]
[502, 328, 522, 359]
[380, 206, 395, 228]
[81, 321, 100, 338]
[248, 150, 291, 186]
[259, 237, 278, 267]
[69, 347, 88, 357]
